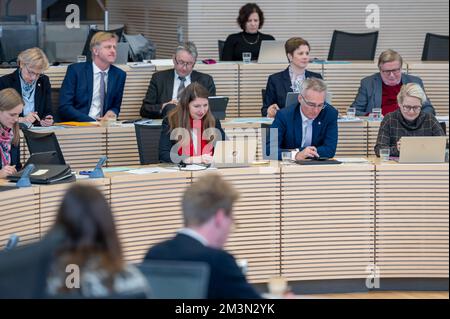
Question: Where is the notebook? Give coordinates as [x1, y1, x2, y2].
[208, 96, 229, 120]
[257, 40, 287, 64]
[398, 136, 447, 163]
[212, 139, 257, 168]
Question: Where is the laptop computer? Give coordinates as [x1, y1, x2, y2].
[115, 42, 129, 64]
[208, 96, 229, 120]
[257, 40, 287, 64]
[399, 136, 447, 163]
[212, 139, 257, 168]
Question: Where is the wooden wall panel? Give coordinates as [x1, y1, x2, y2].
[281, 164, 375, 281]
[375, 164, 449, 278]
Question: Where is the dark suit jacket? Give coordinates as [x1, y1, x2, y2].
[267, 103, 339, 160]
[140, 69, 216, 119]
[159, 117, 226, 163]
[0, 143, 21, 171]
[350, 72, 435, 116]
[262, 67, 323, 117]
[145, 233, 261, 299]
[59, 62, 126, 122]
[0, 69, 52, 123]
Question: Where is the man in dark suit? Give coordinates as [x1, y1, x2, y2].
[267, 77, 338, 160]
[140, 41, 216, 119]
[59, 32, 126, 122]
[350, 49, 435, 116]
[145, 173, 261, 299]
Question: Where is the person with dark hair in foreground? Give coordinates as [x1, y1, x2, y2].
[46, 184, 150, 298]
[145, 173, 262, 299]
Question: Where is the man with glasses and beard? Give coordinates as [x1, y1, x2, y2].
[349, 49, 435, 117]
[140, 41, 216, 119]
[267, 77, 338, 161]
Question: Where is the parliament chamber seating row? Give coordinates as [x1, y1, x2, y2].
[1, 163, 448, 284]
[17, 119, 449, 171]
[1, 62, 448, 119]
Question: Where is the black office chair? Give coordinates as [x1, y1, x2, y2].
[261, 88, 266, 105]
[137, 260, 210, 299]
[218, 40, 225, 61]
[440, 122, 447, 135]
[0, 229, 64, 298]
[81, 27, 125, 62]
[134, 123, 163, 164]
[328, 30, 379, 61]
[50, 88, 61, 123]
[421, 33, 449, 61]
[21, 129, 66, 165]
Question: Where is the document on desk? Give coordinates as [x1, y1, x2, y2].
[127, 167, 179, 174]
[334, 157, 369, 164]
[228, 118, 273, 124]
[338, 117, 363, 123]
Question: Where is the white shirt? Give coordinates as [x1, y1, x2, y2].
[88, 62, 109, 120]
[291, 107, 314, 160]
[171, 70, 192, 100]
[178, 228, 208, 246]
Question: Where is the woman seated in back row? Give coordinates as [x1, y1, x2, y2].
[262, 37, 323, 118]
[0, 47, 53, 127]
[374, 83, 445, 157]
[222, 3, 275, 61]
[159, 82, 226, 164]
[0, 88, 23, 179]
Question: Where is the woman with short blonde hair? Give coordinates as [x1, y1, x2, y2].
[375, 82, 444, 157]
[0, 47, 53, 126]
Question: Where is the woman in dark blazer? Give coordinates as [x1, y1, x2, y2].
[159, 82, 226, 164]
[0, 47, 53, 126]
[262, 37, 323, 117]
[0, 88, 24, 178]
[222, 3, 275, 61]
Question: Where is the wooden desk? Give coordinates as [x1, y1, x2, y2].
[1, 161, 448, 285]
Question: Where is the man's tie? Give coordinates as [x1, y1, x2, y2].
[177, 76, 186, 99]
[303, 120, 313, 147]
[99, 71, 106, 116]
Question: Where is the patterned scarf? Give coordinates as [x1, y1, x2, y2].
[0, 125, 13, 167]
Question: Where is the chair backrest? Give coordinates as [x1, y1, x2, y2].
[439, 121, 447, 135]
[421, 33, 449, 61]
[0, 229, 64, 298]
[50, 88, 61, 122]
[261, 88, 266, 105]
[328, 30, 379, 61]
[82, 27, 125, 61]
[218, 40, 225, 61]
[137, 260, 210, 299]
[22, 129, 66, 165]
[134, 123, 163, 165]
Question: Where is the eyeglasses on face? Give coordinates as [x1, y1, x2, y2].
[23, 64, 42, 79]
[401, 105, 421, 113]
[174, 57, 194, 68]
[300, 94, 325, 109]
[380, 68, 401, 75]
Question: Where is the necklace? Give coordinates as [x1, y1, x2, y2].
[241, 32, 260, 45]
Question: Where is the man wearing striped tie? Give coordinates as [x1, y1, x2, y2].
[140, 41, 216, 119]
[266, 77, 339, 160]
[59, 32, 127, 122]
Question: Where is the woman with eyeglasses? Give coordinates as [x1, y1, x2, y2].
[0, 47, 54, 127]
[0, 88, 23, 179]
[159, 82, 226, 164]
[374, 83, 445, 157]
[221, 3, 274, 61]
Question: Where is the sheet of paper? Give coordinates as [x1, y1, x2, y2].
[334, 157, 369, 163]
